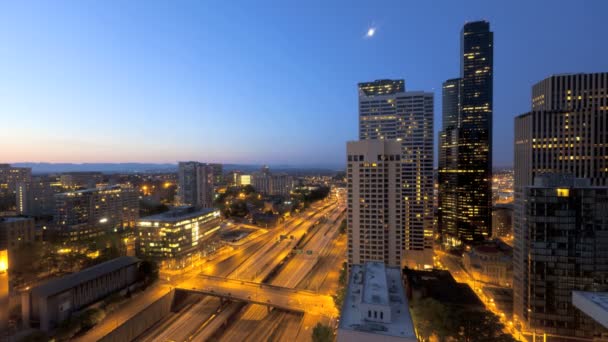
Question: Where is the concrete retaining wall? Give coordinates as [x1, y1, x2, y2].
[98, 289, 174, 342]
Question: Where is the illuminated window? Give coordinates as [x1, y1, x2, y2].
[556, 188, 569, 197]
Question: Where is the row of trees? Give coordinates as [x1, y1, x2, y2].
[410, 297, 516, 342]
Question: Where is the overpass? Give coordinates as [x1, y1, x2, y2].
[176, 274, 338, 317]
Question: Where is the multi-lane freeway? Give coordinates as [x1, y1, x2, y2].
[135, 192, 346, 342]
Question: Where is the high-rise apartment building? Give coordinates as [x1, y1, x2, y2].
[522, 175, 608, 338]
[0, 164, 31, 193]
[438, 21, 493, 244]
[513, 72, 608, 336]
[54, 185, 139, 241]
[209, 163, 224, 188]
[358, 79, 434, 269]
[347, 140, 403, 268]
[252, 166, 292, 197]
[177, 162, 214, 208]
[17, 177, 63, 217]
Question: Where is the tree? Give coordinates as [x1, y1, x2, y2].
[312, 323, 334, 342]
[451, 308, 515, 342]
[410, 298, 452, 341]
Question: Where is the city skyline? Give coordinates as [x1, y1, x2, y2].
[2, 1, 607, 167]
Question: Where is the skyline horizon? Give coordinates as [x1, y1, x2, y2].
[2, 1, 607, 166]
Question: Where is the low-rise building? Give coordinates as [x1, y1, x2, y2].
[338, 262, 417, 342]
[463, 242, 512, 287]
[136, 206, 221, 269]
[0, 217, 35, 267]
[21, 256, 140, 332]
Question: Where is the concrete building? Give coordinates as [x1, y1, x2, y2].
[347, 140, 403, 268]
[0, 164, 31, 193]
[358, 79, 434, 269]
[519, 174, 608, 338]
[59, 172, 103, 189]
[0, 217, 35, 270]
[438, 21, 494, 245]
[238, 174, 252, 186]
[210, 163, 224, 188]
[252, 167, 292, 196]
[54, 185, 139, 242]
[136, 206, 221, 269]
[337, 262, 416, 342]
[513, 72, 608, 329]
[177, 161, 214, 208]
[21, 256, 140, 332]
[17, 177, 63, 217]
[463, 243, 512, 288]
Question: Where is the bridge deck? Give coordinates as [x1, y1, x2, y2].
[176, 274, 337, 317]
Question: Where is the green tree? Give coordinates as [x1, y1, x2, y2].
[312, 322, 334, 342]
[410, 298, 452, 341]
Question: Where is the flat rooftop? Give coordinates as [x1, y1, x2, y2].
[140, 206, 218, 223]
[31, 256, 140, 298]
[573, 291, 608, 329]
[339, 262, 416, 339]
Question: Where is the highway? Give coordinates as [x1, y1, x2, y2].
[179, 275, 337, 315]
[211, 198, 345, 342]
[136, 196, 343, 342]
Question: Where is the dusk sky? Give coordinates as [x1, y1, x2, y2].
[1, 0, 607, 168]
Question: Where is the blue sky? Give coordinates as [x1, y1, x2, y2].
[1, 0, 607, 168]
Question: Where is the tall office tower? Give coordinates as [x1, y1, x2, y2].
[347, 140, 403, 267]
[177, 162, 214, 208]
[438, 79, 461, 240]
[522, 175, 608, 338]
[513, 72, 608, 335]
[358, 79, 434, 268]
[0, 164, 31, 192]
[438, 21, 493, 244]
[54, 185, 139, 241]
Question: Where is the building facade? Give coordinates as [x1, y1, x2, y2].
[0, 164, 31, 193]
[358, 79, 434, 269]
[463, 243, 512, 288]
[0, 217, 35, 268]
[59, 172, 103, 189]
[513, 72, 608, 329]
[347, 140, 403, 268]
[252, 167, 292, 196]
[54, 185, 139, 242]
[438, 21, 493, 244]
[136, 206, 221, 269]
[521, 175, 608, 338]
[21, 256, 140, 332]
[17, 177, 63, 217]
[177, 161, 214, 208]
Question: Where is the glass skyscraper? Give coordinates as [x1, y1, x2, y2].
[438, 21, 493, 244]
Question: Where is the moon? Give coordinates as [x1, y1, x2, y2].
[366, 27, 376, 38]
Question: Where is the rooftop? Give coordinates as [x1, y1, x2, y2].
[0, 216, 33, 223]
[572, 291, 608, 329]
[31, 256, 140, 298]
[339, 262, 416, 339]
[403, 269, 484, 309]
[140, 206, 218, 223]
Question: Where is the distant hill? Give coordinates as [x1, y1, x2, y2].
[12, 163, 343, 175]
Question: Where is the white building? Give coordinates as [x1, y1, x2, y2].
[358, 80, 434, 269]
[347, 140, 403, 268]
[338, 262, 417, 342]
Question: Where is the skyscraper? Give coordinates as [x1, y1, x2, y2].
[177, 161, 214, 208]
[347, 140, 403, 267]
[521, 175, 608, 338]
[513, 72, 608, 336]
[438, 21, 493, 244]
[358, 79, 434, 268]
